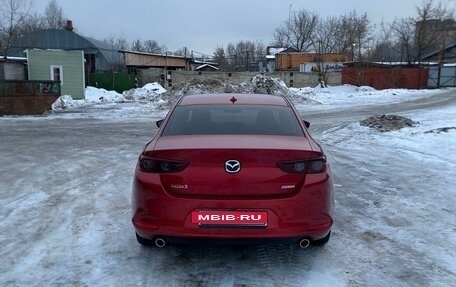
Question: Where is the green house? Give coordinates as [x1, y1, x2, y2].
[27, 49, 85, 99]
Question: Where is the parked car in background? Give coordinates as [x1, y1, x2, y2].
[132, 93, 334, 248]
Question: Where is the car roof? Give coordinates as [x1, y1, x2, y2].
[178, 93, 289, 106]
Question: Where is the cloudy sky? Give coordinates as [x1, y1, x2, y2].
[33, 0, 455, 55]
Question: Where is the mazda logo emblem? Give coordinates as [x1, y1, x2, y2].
[225, 160, 241, 173]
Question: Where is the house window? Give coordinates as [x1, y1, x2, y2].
[50, 65, 63, 85]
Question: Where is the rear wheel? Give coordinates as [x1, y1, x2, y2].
[312, 231, 331, 246]
[136, 233, 154, 246]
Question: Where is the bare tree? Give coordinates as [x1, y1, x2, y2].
[0, 0, 32, 55]
[390, 18, 416, 63]
[144, 40, 158, 53]
[131, 39, 144, 52]
[43, 0, 65, 29]
[114, 37, 129, 51]
[338, 11, 373, 60]
[213, 46, 228, 71]
[104, 34, 129, 51]
[313, 16, 343, 54]
[273, 9, 319, 51]
[225, 40, 264, 71]
[144, 40, 165, 54]
[388, 0, 454, 63]
[173, 46, 190, 57]
[18, 12, 45, 34]
[369, 22, 401, 62]
[414, 0, 453, 61]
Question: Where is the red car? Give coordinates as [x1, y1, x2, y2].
[132, 93, 333, 248]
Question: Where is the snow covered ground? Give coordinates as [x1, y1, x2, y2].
[0, 82, 455, 286]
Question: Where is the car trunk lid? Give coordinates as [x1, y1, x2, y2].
[146, 135, 314, 199]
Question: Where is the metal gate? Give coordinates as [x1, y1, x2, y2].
[427, 66, 456, 87]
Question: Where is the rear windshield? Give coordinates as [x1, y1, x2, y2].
[162, 104, 304, 136]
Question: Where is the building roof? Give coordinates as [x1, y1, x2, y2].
[195, 64, 219, 71]
[0, 56, 27, 62]
[267, 47, 287, 55]
[8, 29, 122, 70]
[343, 61, 438, 67]
[119, 49, 188, 59]
[421, 40, 456, 61]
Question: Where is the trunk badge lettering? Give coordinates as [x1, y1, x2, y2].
[170, 184, 188, 189]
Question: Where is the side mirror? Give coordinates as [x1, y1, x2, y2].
[156, 119, 164, 128]
[303, 120, 310, 128]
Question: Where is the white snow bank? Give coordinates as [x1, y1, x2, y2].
[290, 84, 443, 111]
[123, 82, 167, 102]
[52, 82, 167, 111]
[48, 78, 451, 121]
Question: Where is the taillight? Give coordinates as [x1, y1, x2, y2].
[277, 156, 327, 174]
[138, 155, 188, 173]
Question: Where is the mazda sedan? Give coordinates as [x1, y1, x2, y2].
[132, 93, 333, 248]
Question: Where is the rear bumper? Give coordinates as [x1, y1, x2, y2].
[145, 235, 314, 246]
[132, 173, 334, 242]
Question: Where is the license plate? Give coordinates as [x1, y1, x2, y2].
[191, 210, 268, 226]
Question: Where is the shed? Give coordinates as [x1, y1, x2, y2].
[120, 50, 191, 71]
[9, 29, 123, 72]
[276, 52, 351, 71]
[27, 49, 85, 99]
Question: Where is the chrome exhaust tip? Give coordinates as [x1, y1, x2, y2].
[154, 238, 166, 248]
[299, 238, 311, 249]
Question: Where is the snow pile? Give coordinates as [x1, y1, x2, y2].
[287, 87, 321, 105]
[51, 95, 83, 110]
[360, 114, 419, 132]
[171, 75, 289, 96]
[52, 82, 167, 111]
[49, 77, 445, 118]
[123, 82, 167, 102]
[250, 75, 289, 95]
[291, 84, 441, 112]
[85, 86, 125, 103]
[163, 75, 317, 109]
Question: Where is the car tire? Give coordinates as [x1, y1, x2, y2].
[136, 232, 153, 246]
[312, 231, 331, 246]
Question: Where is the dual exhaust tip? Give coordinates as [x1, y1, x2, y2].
[152, 237, 311, 249]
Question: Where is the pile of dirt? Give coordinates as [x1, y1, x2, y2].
[360, 114, 419, 132]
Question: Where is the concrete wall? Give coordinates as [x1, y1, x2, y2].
[137, 68, 342, 88]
